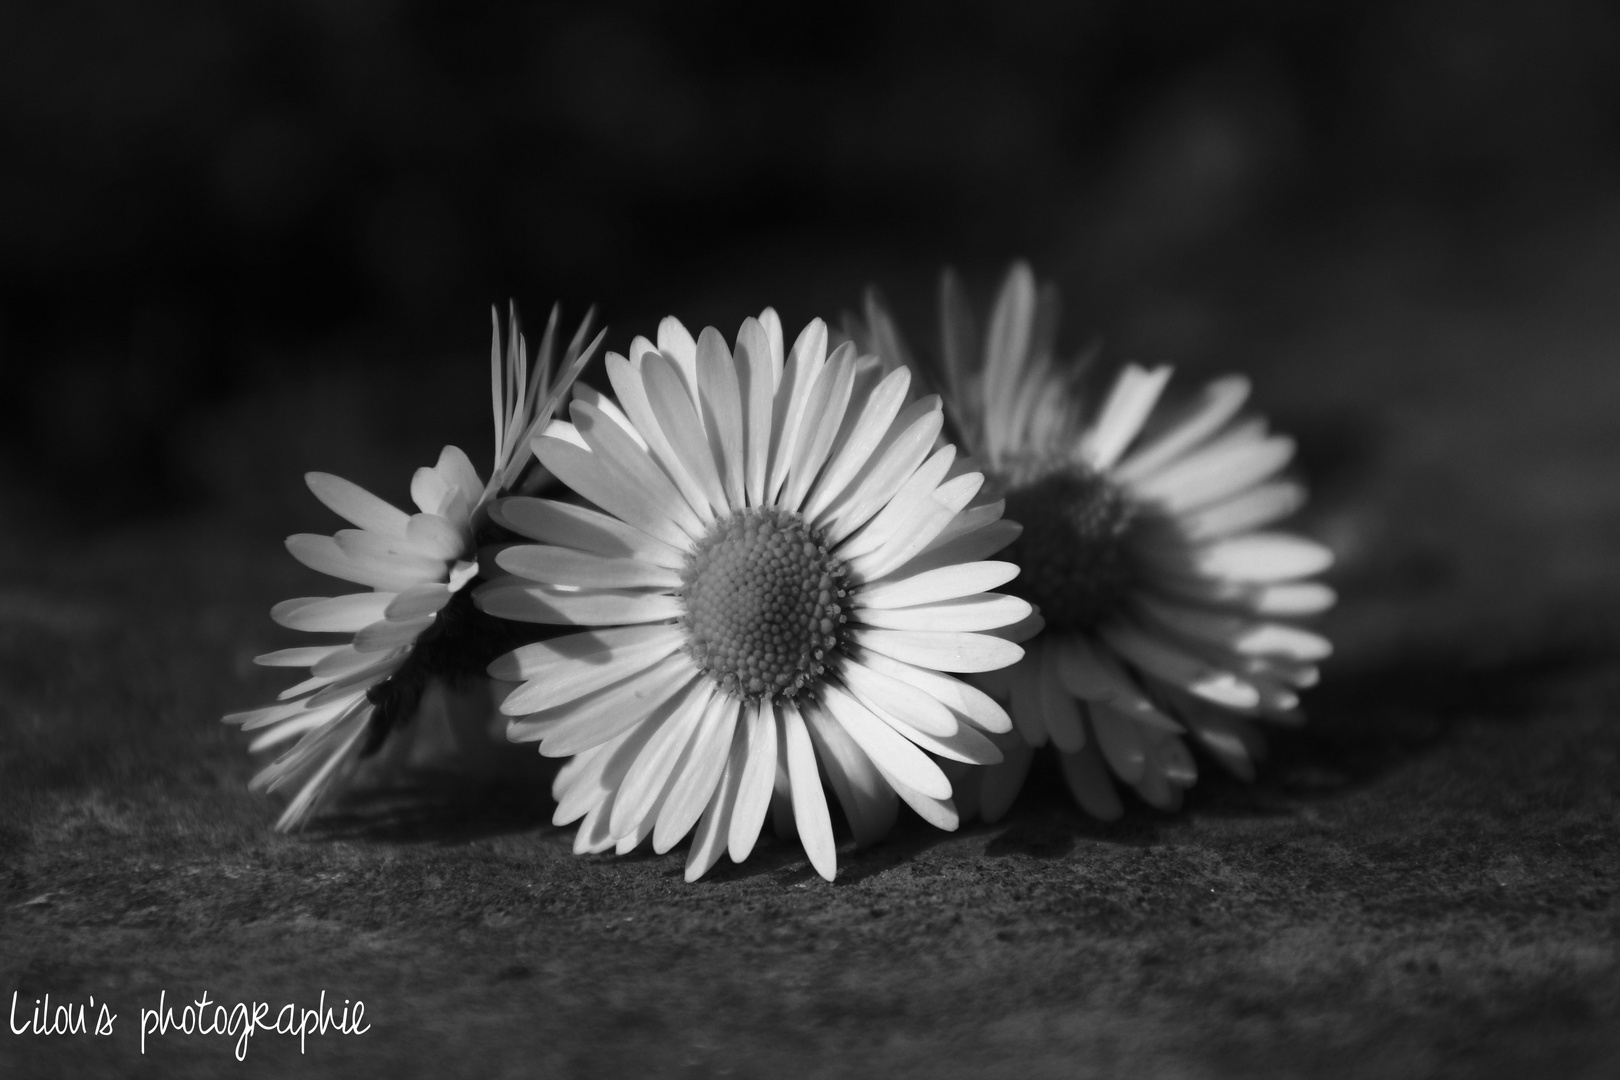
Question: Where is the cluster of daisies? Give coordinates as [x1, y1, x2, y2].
[227, 263, 1333, 881]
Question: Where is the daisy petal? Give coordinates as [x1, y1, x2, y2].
[1181, 481, 1307, 541]
[611, 680, 714, 837]
[839, 443, 957, 563]
[410, 465, 451, 516]
[384, 582, 453, 620]
[1101, 623, 1260, 711]
[491, 623, 676, 680]
[881, 709, 1002, 766]
[734, 317, 776, 507]
[533, 435, 693, 550]
[1052, 635, 1183, 732]
[783, 702, 837, 881]
[1058, 743, 1125, 820]
[854, 593, 1030, 633]
[305, 472, 409, 538]
[552, 744, 611, 825]
[1152, 731, 1198, 785]
[1078, 364, 1172, 470]
[433, 445, 484, 507]
[1245, 655, 1320, 689]
[685, 730, 746, 881]
[329, 529, 448, 579]
[983, 262, 1037, 458]
[784, 344, 857, 512]
[896, 517, 1021, 578]
[227, 692, 351, 732]
[305, 641, 391, 683]
[802, 705, 898, 846]
[495, 625, 685, 714]
[882, 773, 960, 831]
[1184, 705, 1265, 781]
[1113, 375, 1251, 483]
[557, 729, 657, 825]
[405, 513, 466, 561]
[728, 701, 779, 862]
[657, 317, 700, 401]
[606, 353, 715, 524]
[839, 659, 958, 737]
[572, 384, 647, 448]
[353, 614, 435, 653]
[271, 593, 395, 634]
[1251, 582, 1338, 616]
[246, 708, 339, 752]
[757, 307, 785, 378]
[1190, 533, 1335, 582]
[1090, 703, 1147, 783]
[696, 326, 747, 509]
[574, 798, 618, 854]
[767, 319, 829, 502]
[856, 561, 1020, 608]
[254, 645, 344, 668]
[1130, 427, 1294, 513]
[855, 649, 1013, 734]
[264, 706, 372, 830]
[1132, 763, 1186, 813]
[821, 683, 951, 800]
[546, 420, 589, 450]
[655, 693, 740, 853]
[805, 366, 911, 522]
[520, 654, 695, 756]
[274, 673, 331, 701]
[854, 628, 1023, 673]
[1136, 595, 1332, 661]
[641, 351, 731, 516]
[978, 737, 1035, 822]
[492, 496, 686, 569]
[1007, 652, 1048, 746]
[823, 402, 945, 544]
[303, 664, 391, 708]
[477, 582, 683, 626]
[285, 534, 417, 592]
[1037, 642, 1086, 752]
[855, 475, 995, 584]
[573, 400, 707, 540]
[497, 544, 683, 590]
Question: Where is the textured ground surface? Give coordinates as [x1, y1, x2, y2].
[4, 203, 1620, 1078]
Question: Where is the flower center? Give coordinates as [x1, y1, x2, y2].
[997, 461, 1140, 631]
[679, 507, 849, 702]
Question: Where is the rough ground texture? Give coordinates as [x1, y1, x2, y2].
[4, 204, 1620, 1078]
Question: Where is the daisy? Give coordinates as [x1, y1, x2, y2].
[224, 306, 604, 829]
[479, 310, 1032, 881]
[851, 262, 1334, 822]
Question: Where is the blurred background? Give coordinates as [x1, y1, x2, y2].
[1, 0, 1617, 537]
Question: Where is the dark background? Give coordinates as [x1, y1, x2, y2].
[3, 0, 1617, 526]
[5, 2, 1620, 1077]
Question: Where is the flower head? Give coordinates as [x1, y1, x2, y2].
[225, 306, 603, 829]
[479, 310, 1030, 880]
[852, 263, 1334, 821]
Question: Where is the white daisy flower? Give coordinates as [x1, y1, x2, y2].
[852, 262, 1334, 822]
[225, 307, 604, 830]
[478, 310, 1032, 881]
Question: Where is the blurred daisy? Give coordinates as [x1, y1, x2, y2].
[852, 263, 1334, 822]
[224, 307, 603, 829]
[479, 311, 1030, 881]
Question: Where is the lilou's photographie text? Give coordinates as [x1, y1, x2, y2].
[10, 990, 369, 1061]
